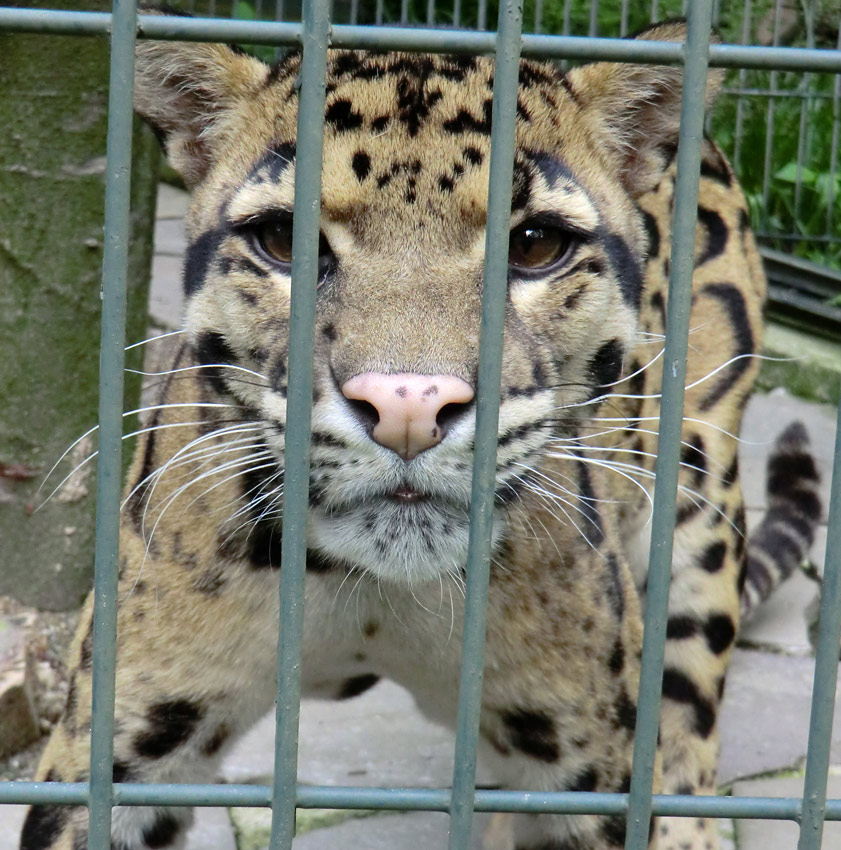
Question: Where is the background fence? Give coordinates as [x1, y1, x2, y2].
[0, 1, 840, 850]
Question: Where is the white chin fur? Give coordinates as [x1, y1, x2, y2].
[309, 500, 489, 584]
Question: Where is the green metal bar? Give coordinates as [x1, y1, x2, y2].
[87, 0, 137, 847]
[447, 1, 522, 847]
[6, 781, 841, 820]
[3, 9, 841, 72]
[625, 2, 714, 848]
[797, 389, 841, 850]
[267, 0, 330, 847]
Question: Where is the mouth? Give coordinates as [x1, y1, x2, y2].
[389, 485, 428, 504]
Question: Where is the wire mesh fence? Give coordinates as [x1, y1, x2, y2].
[0, 1, 840, 850]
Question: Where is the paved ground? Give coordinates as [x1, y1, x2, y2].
[1, 183, 837, 849]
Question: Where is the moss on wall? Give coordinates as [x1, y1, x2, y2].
[0, 1, 158, 610]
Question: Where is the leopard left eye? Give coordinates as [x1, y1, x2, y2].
[508, 222, 575, 272]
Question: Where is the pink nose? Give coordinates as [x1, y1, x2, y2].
[342, 372, 475, 460]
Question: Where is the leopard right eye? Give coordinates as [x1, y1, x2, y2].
[254, 219, 294, 265]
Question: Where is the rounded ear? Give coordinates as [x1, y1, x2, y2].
[566, 21, 724, 197]
[134, 11, 270, 187]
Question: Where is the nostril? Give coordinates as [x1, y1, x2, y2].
[345, 397, 379, 432]
[436, 399, 474, 436]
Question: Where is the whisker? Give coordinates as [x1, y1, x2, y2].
[125, 329, 185, 351]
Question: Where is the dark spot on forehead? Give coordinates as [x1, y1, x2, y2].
[462, 146, 483, 165]
[395, 386, 407, 398]
[443, 98, 493, 136]
[351, 151, 371, 181]
[326, 99, 363, 132]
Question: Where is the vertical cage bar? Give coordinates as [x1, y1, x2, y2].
[732, 0, 752, 169]
[825, 21, 841, 236]
[797, 390, 841, 849]
[477, 0, 487, 31]
[267, 0, 330, 847]
[649, 0, 658, 25]
[761, 0, 784, 234]
[624, 1, 714, 848]
[426, 0, 434, 26]
[534, 0, 542, 34]
[400, 0, 408, 26]
[446, 0, 523, 847]
[375, 0, 383, 25]
[588, 0, 598, 38]
[793, 5, 816, 226]
[86, 0, 137, 846]
[620, 0, 629, 37]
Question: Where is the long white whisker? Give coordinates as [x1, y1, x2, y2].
[125, 329, 185, 351]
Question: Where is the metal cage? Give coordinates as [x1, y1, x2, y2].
[0, 1, 840, 849]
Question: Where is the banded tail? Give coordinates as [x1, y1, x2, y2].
[741, 421, 822, 619]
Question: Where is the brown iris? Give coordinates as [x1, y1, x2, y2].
[508, 222, 572, 271]
[255, 219, 294, 264]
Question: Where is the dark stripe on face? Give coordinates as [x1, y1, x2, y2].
[588, 338, 624, 390]
[695, 207, 728, 266]
[698, 283, 754, 411]
[601, 230, 644, 310]
[127, 344, 187, 532]
[605, 553, 624, 620]
[641, 210, 660, 259]
[183, 228, 224, 296]
[577, 461, 604, 547]
[523, 149, 573, 188]
[195, 331, 237, 396]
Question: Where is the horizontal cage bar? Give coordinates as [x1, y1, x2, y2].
[4, 782, 841, 820]
[1, 9, 841, 71]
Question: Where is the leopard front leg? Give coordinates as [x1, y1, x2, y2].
[476, 547, 658, 850]
[20, 532, 282, 850]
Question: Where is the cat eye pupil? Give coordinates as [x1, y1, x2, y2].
[256, 220, 294, 264]
[509, 223, 570, 270]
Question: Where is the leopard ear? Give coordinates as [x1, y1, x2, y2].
[565, 21, 724, 197]
[134, 11, 270, 187]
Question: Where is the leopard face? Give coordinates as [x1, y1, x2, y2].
[134, 25, 718, 584]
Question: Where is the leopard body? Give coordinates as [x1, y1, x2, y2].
[21, 20, 821, 850]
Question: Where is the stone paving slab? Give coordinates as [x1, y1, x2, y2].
[291, 811, 491, 850]
[153, 217, 186, 257]
[148, 254, 185, 330]
[718, 649, 841, 786]
[0, 804, 26, 850]
[221, 680, 496, 788]
[185, 806, 238, 850]
[732, 773, 841, 849]
[156, 183, 190, 220]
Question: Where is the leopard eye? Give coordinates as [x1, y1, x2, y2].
[249, 217, 334, 281]
[254, 219, 294, 264]
[508, 222, 573, 271]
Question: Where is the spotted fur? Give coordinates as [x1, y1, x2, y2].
[22, 17, 821, 850]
